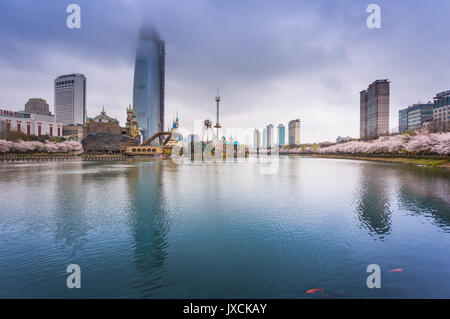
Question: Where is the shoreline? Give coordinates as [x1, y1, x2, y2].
[282, 153, 450, 169]
[1, 152, 450, 169]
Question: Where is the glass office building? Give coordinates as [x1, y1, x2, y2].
[133, 26, 165, 141]
[398, 103, 434, 133]
[399, 108, 409, 133]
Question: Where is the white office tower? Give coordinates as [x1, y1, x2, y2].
[54, 73, 87, 125]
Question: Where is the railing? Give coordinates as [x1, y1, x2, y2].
[0, 154, 78, 162]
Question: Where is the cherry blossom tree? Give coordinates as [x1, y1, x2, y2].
[0, 139, 83, 153]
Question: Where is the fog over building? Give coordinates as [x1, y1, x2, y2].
[133, 26, 165, 141]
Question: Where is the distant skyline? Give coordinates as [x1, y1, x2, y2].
[0, 0, 449, 143]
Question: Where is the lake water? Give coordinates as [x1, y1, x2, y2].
[0, 156, 449, 298]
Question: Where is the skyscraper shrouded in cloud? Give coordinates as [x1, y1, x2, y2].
[54, 73, 86, 125]
[133, 26, 165, 141]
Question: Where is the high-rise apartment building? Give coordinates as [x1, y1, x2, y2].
[277, 124, 285, 146]
[25, 98, 51, 115]
[288, 119, 300, 145]
[54, 73, 86, 125]
[133, 26, 165, 141]
[253, 129, 261, 148]
[359, 90, 368, 138]
[360, 79, 390, 138]
[262, 128, 267, 148]
[266, 124, 274, 147]
[398, 103, 434, 133]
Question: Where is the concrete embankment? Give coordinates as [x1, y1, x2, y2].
[0, 153, 163, 163]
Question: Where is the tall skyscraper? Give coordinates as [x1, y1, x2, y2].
[262, 128, 267, 148]
[277, 124, 285, 146]
[360, 79, 390, 138]
[25, 98, 51, 115]
[133, 26, 165, 141]
[266, 124, 274, 147]
[54, 73, 86, 125]
[288, 119, 300, 145]
[359, 90, 368, 138]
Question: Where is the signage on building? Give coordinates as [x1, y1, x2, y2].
[0, 109, 30, 118]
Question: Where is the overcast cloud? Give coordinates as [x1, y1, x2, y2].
[0, 0, 449, 142]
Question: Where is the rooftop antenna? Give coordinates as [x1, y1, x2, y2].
[214, 89, 221, 139]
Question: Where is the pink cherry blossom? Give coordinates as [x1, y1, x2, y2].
[0, 139, 83, 153]
[289, 130, 450, 155]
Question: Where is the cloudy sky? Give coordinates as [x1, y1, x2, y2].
[0, 0, 449, 143]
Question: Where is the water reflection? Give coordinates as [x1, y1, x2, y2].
[396, 166, 450, 232]
[54, 162, 90, 251]
[1, 158, 450, 298]
[53, 162, 132, 251]
[354, 165, 393, 239]
[126, 162, 170, 295]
